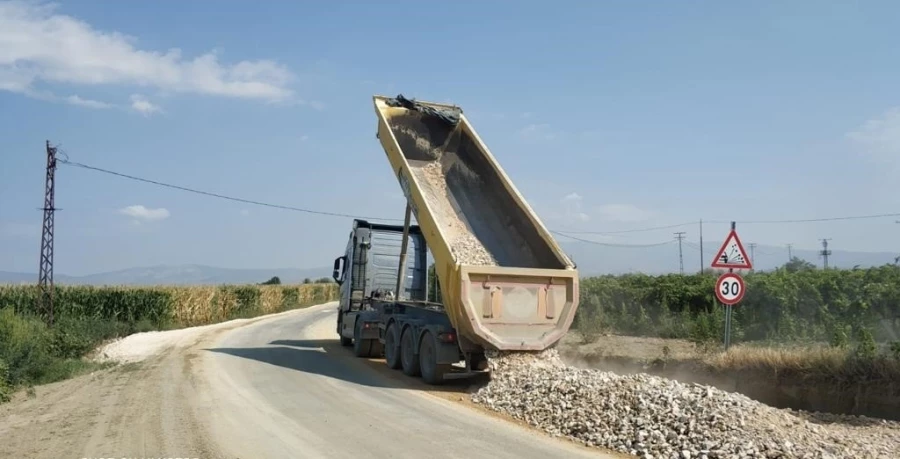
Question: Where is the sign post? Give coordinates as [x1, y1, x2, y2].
[710, 221, 752, 350]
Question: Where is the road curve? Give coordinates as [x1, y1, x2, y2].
[0, 302, 620, 459]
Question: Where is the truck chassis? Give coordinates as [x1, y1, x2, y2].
[340, 298, 489, 385]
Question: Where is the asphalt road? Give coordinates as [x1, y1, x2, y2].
[0, 302, 619, 459]
[199, 302, 615, 458]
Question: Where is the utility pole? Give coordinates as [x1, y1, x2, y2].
[786, 243, 793, 262]
[698, 219, 704, 273]
[674, 231, 686, 274]
[749, 242, 757, 271]
[819, 238, 832, 269]
[37, 140, 58, 326]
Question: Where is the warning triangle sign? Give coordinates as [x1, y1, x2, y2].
[710, 229, 753, 270]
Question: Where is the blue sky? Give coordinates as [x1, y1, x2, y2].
[2, 0, 900, 275]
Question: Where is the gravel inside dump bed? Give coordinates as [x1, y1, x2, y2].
[471, 350, 900, 459]
[413, 161, 498, 266]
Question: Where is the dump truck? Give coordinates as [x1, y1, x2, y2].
[332, 95, 580, 384]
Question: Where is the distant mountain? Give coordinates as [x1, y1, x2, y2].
[2, 242, 897, 287]
[557, 241, 900, 276]
[0, 264, 333, 286]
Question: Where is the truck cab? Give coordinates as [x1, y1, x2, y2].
[332, 219, 428, 352]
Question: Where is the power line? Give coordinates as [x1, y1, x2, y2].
[59, 157, 683, 246]
[550, 231, 675, 248]
[749, 242, 757, 271]
[58, 159, 405, 222]
[58, 157, 900, 235]
[698, 219, 704, 274]
[37, 141, 57, 326]
[706, 213, 900, 224]
[556, 212, 900, 236]
[674, 231, 686, 274]
[554, 222, 695, 235]
[819, 238, 833, 269]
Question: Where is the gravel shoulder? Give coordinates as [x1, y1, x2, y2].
[498, 333, 900, 458]
[0, 302, 619, 459]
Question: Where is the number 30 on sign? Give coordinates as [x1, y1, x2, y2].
[715, 272, 745, 305]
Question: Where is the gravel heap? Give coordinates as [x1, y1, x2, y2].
[414, 161, 497, 266]
[471, 349, 900, 459]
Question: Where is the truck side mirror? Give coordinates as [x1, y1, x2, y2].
[332, 256, 346, 285]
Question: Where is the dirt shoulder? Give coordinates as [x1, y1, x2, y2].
[0, 304, 323, 459]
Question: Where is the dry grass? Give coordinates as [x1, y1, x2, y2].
[168, 285, 218, 326]
[707, 344, 848, 373]
[165, 284, 338, 327]
[562, 333, 900, 385]
[260, 287, 284, 314]
[706, 343, 900, 383]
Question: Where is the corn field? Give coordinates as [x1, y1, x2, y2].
[0, 283, 339, 328]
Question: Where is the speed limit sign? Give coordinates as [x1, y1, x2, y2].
[715, 272, 745, 305]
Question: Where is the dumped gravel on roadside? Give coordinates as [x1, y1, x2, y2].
[471, 349, 900, 459]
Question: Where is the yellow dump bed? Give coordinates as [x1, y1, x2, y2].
[373, 95, 580, 351]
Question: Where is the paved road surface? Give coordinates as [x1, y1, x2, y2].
[0, 302, 619, 459]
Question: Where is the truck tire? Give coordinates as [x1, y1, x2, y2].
[384, 322, 402, 369]
[418, 331, 449, 385]
[400, 326, 421, 377]
[370, 338, 384, 357]
[353, 320, 373, 357]
[338, 316, 352, 347]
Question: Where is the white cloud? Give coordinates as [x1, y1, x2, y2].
[595, 204, 653, 222]
[846, 107, 900, 171]
[66, 94, 112, 109]
[119, 205, 169, 222]
[300, 135, 309, 141]
[239, 209, 250, 217]
[562, 192, 582, 202]
[518, 123, 556, 141]
[130, 94, 161, 115]
[0, 1, 297, 107]
[561, 192, 590, 222]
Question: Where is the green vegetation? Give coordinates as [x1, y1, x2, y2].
[0, 283, 338, 402]
[573, 260, 900, 371]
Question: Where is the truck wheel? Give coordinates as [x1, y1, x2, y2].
[353, 320, 373, 357]
[370, 338, 384, 357]
[400, 327, 421, 377]
[384, 322, 401, 369]
[419, 331, 449, 385]
[338, 316, 351, 347]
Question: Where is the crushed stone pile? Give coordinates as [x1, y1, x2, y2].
[415, 161, 497, 266]
[471, 349, 900, 459]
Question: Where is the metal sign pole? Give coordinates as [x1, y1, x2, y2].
[711, 220, 750, 352]
[724, 221, 735, 351]
[724, 303, 732, 350]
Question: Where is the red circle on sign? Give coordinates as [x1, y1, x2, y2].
[715, 272, 745, 305]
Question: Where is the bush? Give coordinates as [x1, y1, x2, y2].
[0, 357, 9, 402]
[0, 307, 54, 388]
[49, 315, 129, 359]
[575, 264, 900, 349]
